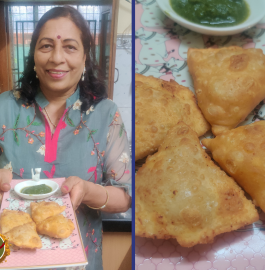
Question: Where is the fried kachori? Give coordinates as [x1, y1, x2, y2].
[136, 122, 258, 247]
[188, 46, 265, 135]
[5, 221, 42, 249]
[135, 74, 210, 160]
[202, 120, 265, 212]
[36, 214, 75, 239]
[0, 209, 33, 234]
[30, 201, 66, 224]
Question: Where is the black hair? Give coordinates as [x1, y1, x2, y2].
[17, 6, 107, 112]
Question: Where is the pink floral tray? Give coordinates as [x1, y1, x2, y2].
[136, 211, 265, 270]
[0, 178, 87, 269]
[135, 1, 265, 269]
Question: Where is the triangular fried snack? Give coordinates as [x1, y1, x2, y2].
[30, 201, 66, 224]
[36, 214, 75, 239]
[135, 74, 210, 160]
[202, 120, 265, 212]
[5, 222, 42, 249]
[135, 122, 258, 247]
[188, 46, 265, 135]
[0, 209, 33, 234]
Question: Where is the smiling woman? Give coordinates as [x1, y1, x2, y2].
[34, 17, 86, 99]
[32, 15, 89, 129]
[19, 6, 107, 127]
[0, 6, 131, 270]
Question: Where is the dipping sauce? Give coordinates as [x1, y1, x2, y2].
[170, 0, 250, 27]
[21, 184, 52, 194]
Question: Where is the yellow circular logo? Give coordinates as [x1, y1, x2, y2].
[0, 234, 10, 263]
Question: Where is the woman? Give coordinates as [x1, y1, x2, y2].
[0, 6, 131, 270]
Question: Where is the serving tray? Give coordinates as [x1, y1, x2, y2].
[0, 178, 87, 269]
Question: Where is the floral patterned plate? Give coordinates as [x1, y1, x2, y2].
[135, 1, 265, 269]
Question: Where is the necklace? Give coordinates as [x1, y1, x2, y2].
[44, 107, 57, 129]
[42, 89, 76, 129]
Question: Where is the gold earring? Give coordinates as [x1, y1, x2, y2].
[82, 67, 86, 81]
[34, 66, 38, 79]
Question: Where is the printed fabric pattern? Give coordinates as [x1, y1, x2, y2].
[0, 88, 131, 270]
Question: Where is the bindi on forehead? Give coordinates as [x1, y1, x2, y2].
[57, 35, 61, 39]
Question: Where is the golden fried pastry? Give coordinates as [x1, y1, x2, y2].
[135, 122, 258, 247]
[36, 214, 74, 239]
[5, 222, 42, 249]
[135, 74, 210, 160]
[30, 201, 66, 224]
[188, 46, 265, 135]
[0, 209, 33, 234]
[202, 120, 265, 212]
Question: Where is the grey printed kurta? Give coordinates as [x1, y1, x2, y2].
[0, 88, 131, 270]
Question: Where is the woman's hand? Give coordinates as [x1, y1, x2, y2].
[0, 169, 12, 202]
[61, 177, 131, 213]
[61, 176, 87, 211]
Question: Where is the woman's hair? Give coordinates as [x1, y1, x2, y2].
[17, 6, 107, 111]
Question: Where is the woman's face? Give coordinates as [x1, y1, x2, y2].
[34, 17, 86, 94]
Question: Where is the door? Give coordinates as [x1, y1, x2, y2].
[0, 2, 12, 93]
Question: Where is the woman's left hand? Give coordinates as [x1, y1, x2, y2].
[61, 176, 87, 211]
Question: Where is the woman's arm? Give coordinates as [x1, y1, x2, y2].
[62, 178, 131, 212]
[62, 107, 132, 212]
[85, 182, 131, 213]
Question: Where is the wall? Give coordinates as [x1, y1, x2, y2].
[117, 0, 131, 35]
[113, 35, 132, 145]
[115, 1, 132, 145]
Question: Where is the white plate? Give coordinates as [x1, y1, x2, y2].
[156, 0, 265, 36]
[14, 180, 59, 200]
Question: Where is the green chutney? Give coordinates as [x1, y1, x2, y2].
[21, 184, 52, 194]
[170, 0, 250, 27]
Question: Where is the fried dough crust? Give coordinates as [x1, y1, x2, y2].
[0, 209, 33, 234]
[202, 120, 265, 212]
[135, 74, 210, 160]
[187, 46, 265, 135]
[30, 201, 66, 224]
[135, 122, 258, 247]
[36, 214, 75, 239]
[5, 222, 42, 249]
